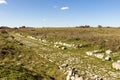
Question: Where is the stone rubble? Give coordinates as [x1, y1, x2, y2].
[14, 33, 120, 80]
[86, 50, 113, 61]
[65, 67, 103, 80]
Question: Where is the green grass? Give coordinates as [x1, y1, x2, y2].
[0, 65, 44, 80]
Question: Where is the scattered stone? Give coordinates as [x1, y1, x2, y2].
[62, 46, 67, 50]
[86, 50, 103, 57]
[16, 62, 21, 65]
[54, 44, 59, 48]
[94, 54, 104, 59]
[27, 36, 36, 40]
[59, 64, 69, 70]
[18, 55, 22, 58]
[86, 51, 93, 56]
[106, 50, 112, 54]
[112, 60, 120, 70]
[41, 39, 47, 42]
[54, 41, 75, 48]
[93, 50, 103, 53]
[66, 68, 83, 80]
[104, 56, 111, 61]
[38, 38, 42, 41]
[75, 44, 83, 48]
[48, 59, 53, 62]
[91, 75, 103, 80]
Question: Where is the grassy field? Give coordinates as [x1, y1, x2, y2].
[0, 27, 120, 80]
[17, 27, 120, 51]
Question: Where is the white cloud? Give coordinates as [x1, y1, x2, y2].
[0, 0, 7, 4]
[61, 6, 69, 10]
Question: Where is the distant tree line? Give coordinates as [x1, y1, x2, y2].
[0, 26, 11, 29]
[19, 26, 34, 29]
[76, 25, 91, 28]
[0, 26, 34, 29]
[75, 25, 113, 28]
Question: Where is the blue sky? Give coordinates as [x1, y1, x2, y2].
[0, 0, 120, 27]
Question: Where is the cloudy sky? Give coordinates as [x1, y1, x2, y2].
[0, 0, 120, 27]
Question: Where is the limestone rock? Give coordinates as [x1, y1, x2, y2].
[112, 60, 120, 70]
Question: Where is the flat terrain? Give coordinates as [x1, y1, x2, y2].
[0, 27, 120, 80]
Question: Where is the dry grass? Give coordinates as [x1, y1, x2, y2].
[0, 27, 120, 80]
[17, 27, 120, 51]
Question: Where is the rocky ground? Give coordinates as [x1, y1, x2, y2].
[0, 28, 120, 80]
